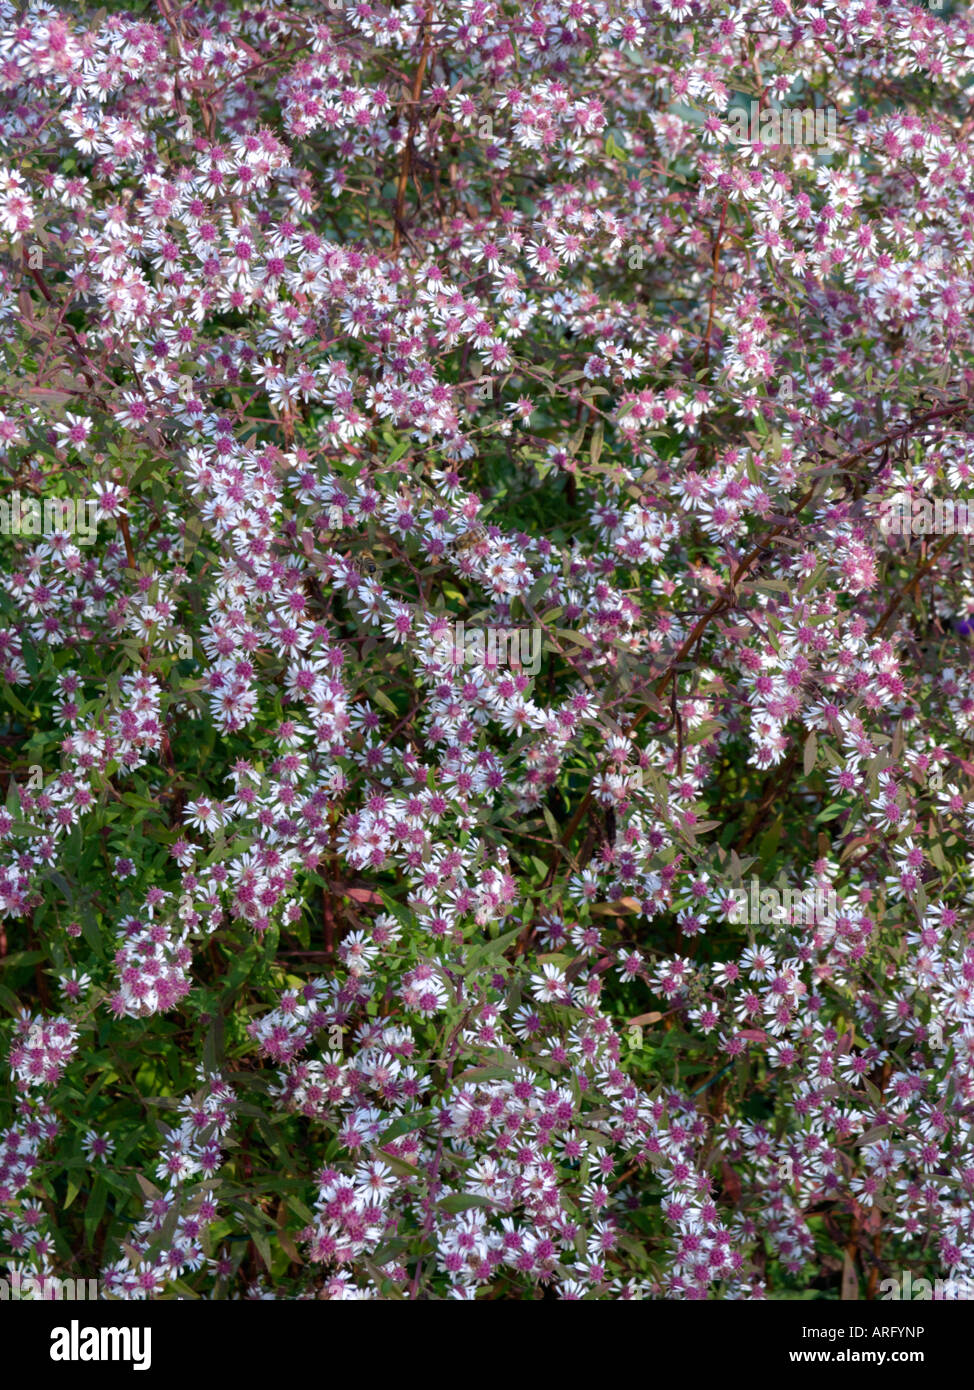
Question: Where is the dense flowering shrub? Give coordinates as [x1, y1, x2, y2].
[1, 0, 973, 1301]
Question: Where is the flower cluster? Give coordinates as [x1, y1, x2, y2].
[7, 1013, 77, 1089]
[0, 0, 973, 1301]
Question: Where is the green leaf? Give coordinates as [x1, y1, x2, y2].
[589, 421, 605, 466]
[1, 681, 34, 719]
[83, 1178, 108, 1249]
[803, 731, 817, 776]
[377, 1108, 433, 1144]
[438, 1193, 494, 1213]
